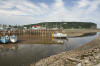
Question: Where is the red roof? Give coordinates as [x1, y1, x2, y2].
[32, 25, 40, 28]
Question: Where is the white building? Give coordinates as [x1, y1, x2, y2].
[0, 24, 8, 30]
[0, 24, 4, 30]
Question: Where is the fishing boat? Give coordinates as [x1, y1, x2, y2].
[0, 35, 9, 44]
[52, 33, 68, 39]
[10, 35, 18, 43]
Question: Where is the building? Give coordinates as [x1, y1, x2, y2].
[32, 25, 46, 30]
[0, 24, 3, 30]
[32, 25, 40, 30]
[0, 24, 7, 30]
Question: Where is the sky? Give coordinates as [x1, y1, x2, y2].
[0, 0, 100, 27]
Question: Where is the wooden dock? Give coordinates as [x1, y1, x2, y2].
[0, 29, 65, 44]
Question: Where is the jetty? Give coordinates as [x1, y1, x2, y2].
[0, 29, 99, 44]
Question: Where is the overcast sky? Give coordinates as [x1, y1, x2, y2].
[0, 0, 100, 27]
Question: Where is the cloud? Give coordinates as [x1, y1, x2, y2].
[0, 0, 100, 27]
[77, 0, 90, 8]
[87, 0, 100, 13]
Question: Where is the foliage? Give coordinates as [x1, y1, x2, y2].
[23, 22, 97, 29]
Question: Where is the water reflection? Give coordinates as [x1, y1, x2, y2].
[53, 39, 68, 44]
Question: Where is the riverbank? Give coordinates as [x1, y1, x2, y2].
[32, 33, 100, 66]
[0, 29, 99, 45]
[64, 29, 100, 37]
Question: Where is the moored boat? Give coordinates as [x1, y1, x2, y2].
[52, 33, 68, 39]
[0, 35, 9, 44]
[10, 35, 17, 43]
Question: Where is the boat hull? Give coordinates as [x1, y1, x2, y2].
[10, 35, 17, 43]
[54, 37, 67, 39]
[10, 38, 17, 43]
[0, 38, 9, 44]
[52, 33, 68, 39]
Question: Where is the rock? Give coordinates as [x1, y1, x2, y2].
[95, 63, 100, 66]
[67, 58, 81, 63]
[95, 54, 100, 60]
[76, 63, 81, 66]
[81, 58, 94, 66]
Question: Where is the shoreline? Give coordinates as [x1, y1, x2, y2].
[64, 29, 100, 37]
[0, 29, 99, 44]
[32, 32, 100, 66]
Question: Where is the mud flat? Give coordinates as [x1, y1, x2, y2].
[64, 29, 100, 37]
[32, 33, 100, 66]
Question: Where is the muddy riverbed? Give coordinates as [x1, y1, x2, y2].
[34, 32, 100, 66]
[0, 32, 99, 66]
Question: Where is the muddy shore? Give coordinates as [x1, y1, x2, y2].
[64, 29, 100, 37]
[32, 32, 100, 66]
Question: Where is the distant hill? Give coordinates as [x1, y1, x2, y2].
[24, 22, 97, 29]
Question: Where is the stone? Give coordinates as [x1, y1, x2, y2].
[67, 58, 81, 63]
[95, 63, 100, 66]
[76, 63, 81, 66]
[81, 58, 94, 66]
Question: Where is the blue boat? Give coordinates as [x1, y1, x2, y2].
[0, 35, 9, 44]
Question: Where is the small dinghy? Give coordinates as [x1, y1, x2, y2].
[10, 35, 17, 43]
[0, 35, 9, 44]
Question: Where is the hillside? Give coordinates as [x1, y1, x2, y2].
[24, 22, 97, 29]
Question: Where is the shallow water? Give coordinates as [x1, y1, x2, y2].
[0, 32, 99, 66]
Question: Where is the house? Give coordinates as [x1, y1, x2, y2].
[32, 25, 46, 30]
[0, 24, 3, 30]
[0, 24, 6, 30]
[32, 25, 40, 30]
[24, 27, 27, 29]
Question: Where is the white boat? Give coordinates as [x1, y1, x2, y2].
[10, 35, 17, 43]
[52, 33, 67, 39]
